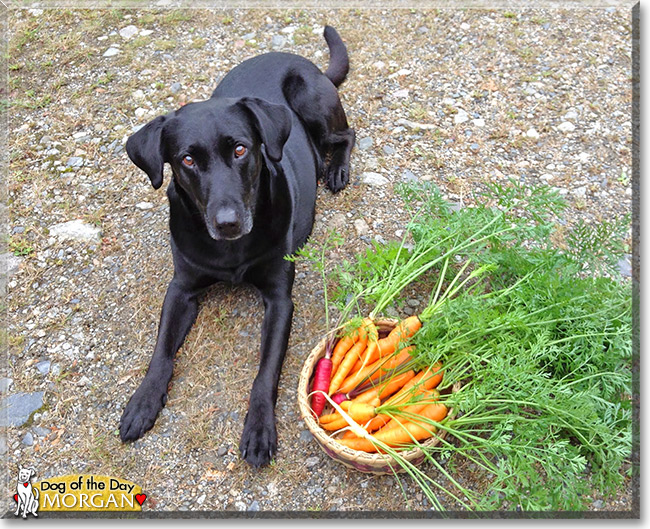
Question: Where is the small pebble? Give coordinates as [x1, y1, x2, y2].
[357, 137, 373, 150]
[572, 186, 587, 198]
[33, 427, 50, 437]
[119, 25, 139, 40]
[454, 109, 469, 124]
[76, 376, 91, 387]
[362, 172, 389, 186]
[402, 169, 417, 182]
[618, 256, 632, 278]
[299, 430, 313, 443]
[558, 121, 576, 133]
[35, 361, 51, 375]
[271, 35, 286, 49]
[66, 157, 84, 168]
[0, 378, 13, 393]
[353, 218, 370, 236]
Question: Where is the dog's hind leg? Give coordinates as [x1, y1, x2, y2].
[283, 71, 355, 193]
[119, 278, 200, 442]
[323, 127, 355, 192]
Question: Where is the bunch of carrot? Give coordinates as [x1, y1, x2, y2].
[309, 315, 448, 453]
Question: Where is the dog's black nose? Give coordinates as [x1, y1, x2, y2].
[214, 208, 241, 236]
[215, 207, 239, 228]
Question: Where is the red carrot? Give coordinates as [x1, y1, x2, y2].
[310, 356, 333, 417]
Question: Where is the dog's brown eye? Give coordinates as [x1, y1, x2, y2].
[234, 145, 247, 158]
[182, 155, 194, 167]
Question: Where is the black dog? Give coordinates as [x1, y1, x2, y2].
[120, 26, 354, 467]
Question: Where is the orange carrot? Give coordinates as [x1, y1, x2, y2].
[345, 366, 443, 431]
[330, 325, 362, 374]
[336, 402, 449, 452]
[383, 363, 444, 407]
[328, 336, 367, 395]
[328, 319, 372, 395]
[352, 315, 422, 372]
[362, 386, 437, 433]
[318, 400, 379, 431]
[351, 369, 415, 404]
[338, 346, 415, 395]
[378, 389, 440, 432]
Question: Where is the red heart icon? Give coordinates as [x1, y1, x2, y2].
[13, 494, 18, 502]
[135, 493, 147, 506]
[23, 483, 28, 487]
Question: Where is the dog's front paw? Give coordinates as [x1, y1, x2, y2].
[239, 401, 277, 467]
[119, 382, 167, 442]
[326, 163, 349, 193]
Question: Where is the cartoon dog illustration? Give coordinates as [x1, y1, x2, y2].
[14, 466, 39, 518]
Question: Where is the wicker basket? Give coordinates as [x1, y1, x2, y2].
[298, 318, 459, 475]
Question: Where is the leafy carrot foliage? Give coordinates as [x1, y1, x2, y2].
[328, 180, 634, 511]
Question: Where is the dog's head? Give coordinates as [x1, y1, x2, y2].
[18, 467, 35, 483]
[126, 97, 291, 241]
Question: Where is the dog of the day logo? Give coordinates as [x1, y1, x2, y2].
[13, 466, 147, 514]
[14, 466, 39, 518]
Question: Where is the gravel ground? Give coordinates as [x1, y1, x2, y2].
[2, 4, 637, 516]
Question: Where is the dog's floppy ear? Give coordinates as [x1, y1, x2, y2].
[125, 115, 168, 189]
[238, 97, 292, 163]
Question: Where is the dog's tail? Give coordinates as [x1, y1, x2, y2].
[323, 26, 349, 88]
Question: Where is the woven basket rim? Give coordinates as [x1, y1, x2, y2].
[298, 318, 459, 473]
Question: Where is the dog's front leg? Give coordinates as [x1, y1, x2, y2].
[120, 277, 200, 442]
[240, 261, 295, 467]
